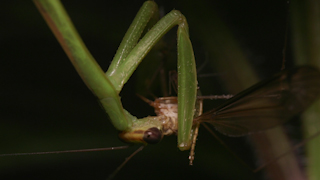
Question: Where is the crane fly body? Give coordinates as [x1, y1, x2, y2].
[123, 66, 320, 154]
[140, 96, 179, 136]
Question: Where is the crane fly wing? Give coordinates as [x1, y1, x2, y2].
[194, 66, 320, 136]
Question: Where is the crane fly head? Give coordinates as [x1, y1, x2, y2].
[119, 95, 180, 145]
[138, 95, 179, 135]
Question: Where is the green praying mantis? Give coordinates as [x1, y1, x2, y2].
[2, 0, 320, 179]
[33, 0, 199, 150]
[32, 0, 320, 159]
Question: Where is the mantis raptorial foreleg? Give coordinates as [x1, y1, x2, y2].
[34, 0, 199, 151]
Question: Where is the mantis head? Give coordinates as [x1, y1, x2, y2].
[119, 116, 164, 144]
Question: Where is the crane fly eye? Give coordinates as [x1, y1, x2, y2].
[143, 127, 162, 144]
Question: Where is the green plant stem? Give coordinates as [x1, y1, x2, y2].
[291, 0, 320, 179]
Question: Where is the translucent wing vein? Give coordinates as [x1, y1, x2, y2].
[195, 66, 320, 136]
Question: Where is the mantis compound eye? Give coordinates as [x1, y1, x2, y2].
[143, 127, 162, 144]
[118, 126, 163, 144]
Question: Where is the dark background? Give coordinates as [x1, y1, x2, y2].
[0, 1, 290, 179]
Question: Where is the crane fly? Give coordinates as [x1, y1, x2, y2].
[135, 66, 320, 166]
[195, 66, 320, 136]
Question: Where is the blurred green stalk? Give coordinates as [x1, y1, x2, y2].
[291, 0, 320, 180]
[182, 1, 304, 179]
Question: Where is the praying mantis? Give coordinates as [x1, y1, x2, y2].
[0, 0, 320, 180]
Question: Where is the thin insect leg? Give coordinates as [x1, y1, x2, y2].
[196, 52, 209, 74]
[197, 94, 233, 100]
[196, 52, 222, 77]
[136, 94, 156, 107]
[168, 70, 178, 95]
[189, 94, 203, 165]
[0, 146, 130, 157]
[145, 59, 167, 98]
[189, 122, 200, 165]
[201, 123, 253, 171]
[107, 146, 145, 180]
[254, 130, 320, 172]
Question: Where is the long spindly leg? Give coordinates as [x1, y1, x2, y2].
[189, 91, 204, 165]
